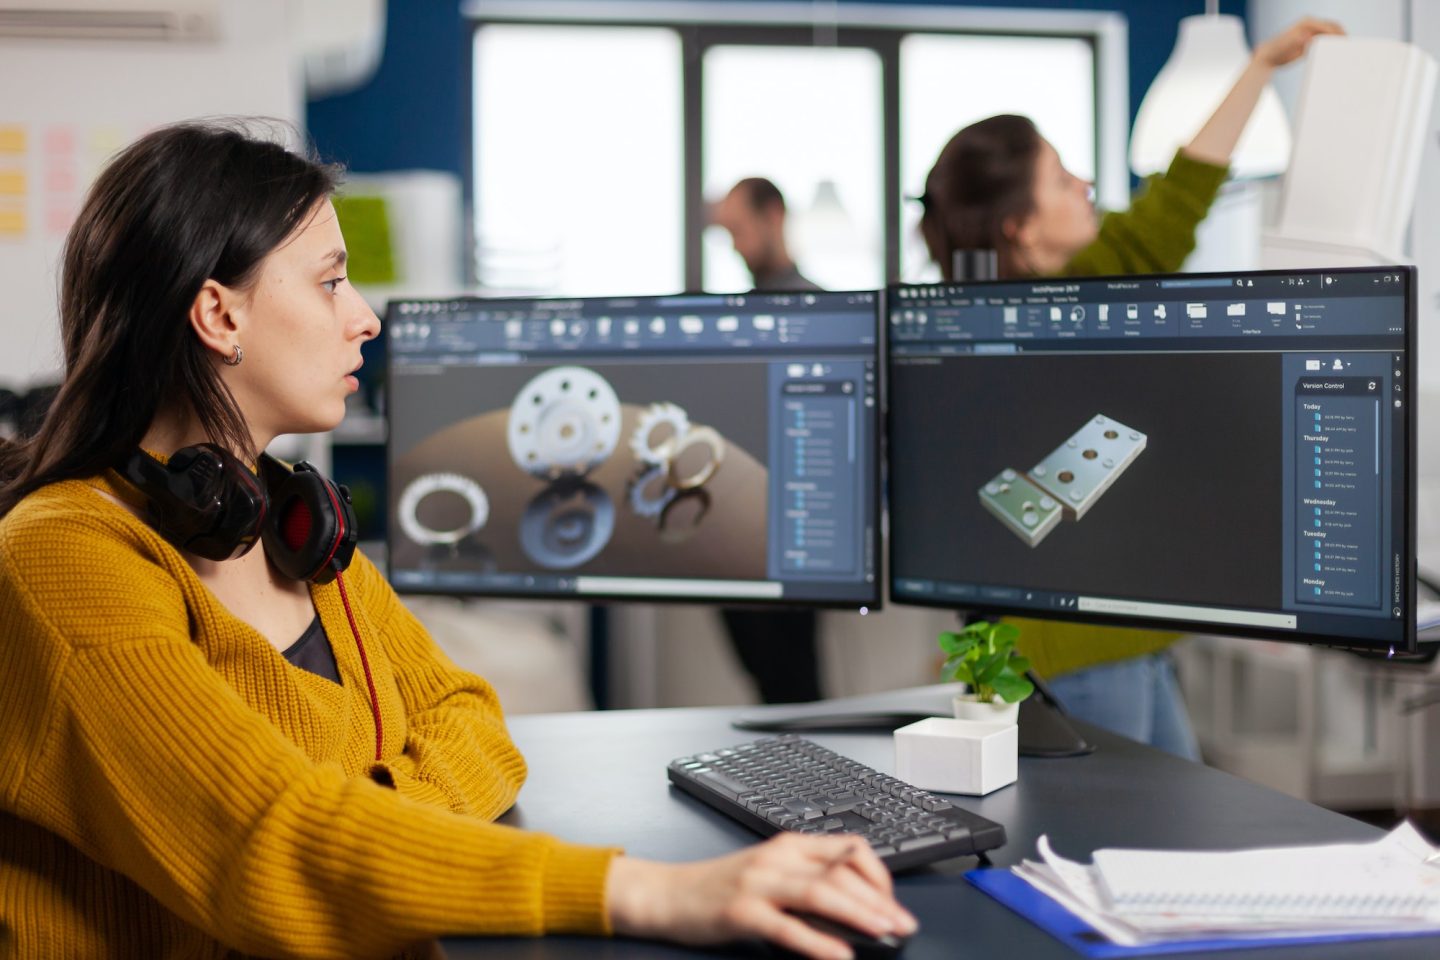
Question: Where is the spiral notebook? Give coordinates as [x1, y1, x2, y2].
[977, 823, 1440, 953]
[1090, 825, 1440, 922]
[967, 869, 1440, 958]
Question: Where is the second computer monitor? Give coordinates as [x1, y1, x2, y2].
[887, 267, 1416, 653]
[386, 291, 881, 608]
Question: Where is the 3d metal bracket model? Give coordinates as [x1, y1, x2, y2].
[979, 414, 1147, 547]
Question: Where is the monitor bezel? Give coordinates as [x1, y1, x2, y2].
[383, 289, 886, 612]
[883, 265, 1419, 654]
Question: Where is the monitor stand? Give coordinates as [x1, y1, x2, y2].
[732, 670, 1094, 758]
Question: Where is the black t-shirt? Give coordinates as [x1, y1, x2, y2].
[282, 614, 341, 684]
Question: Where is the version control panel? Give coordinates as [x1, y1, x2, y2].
[767, 359, 877, 587]
[1282, 351, 1403, 621]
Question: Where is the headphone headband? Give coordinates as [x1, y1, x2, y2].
[120, 446, 355, 581]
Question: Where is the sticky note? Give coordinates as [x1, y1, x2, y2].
[0, 126, 26, 155]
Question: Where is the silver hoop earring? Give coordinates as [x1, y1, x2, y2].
[222, 345, 243, 367]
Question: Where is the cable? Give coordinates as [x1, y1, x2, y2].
[335, 571, 383, 761]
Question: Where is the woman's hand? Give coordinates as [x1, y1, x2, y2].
[1252, 17, 1345, 71]
[605, 834, 918, 960]
[1184, 16, 1345, 167]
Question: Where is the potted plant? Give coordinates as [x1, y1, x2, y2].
[938, 620, 1035, 725]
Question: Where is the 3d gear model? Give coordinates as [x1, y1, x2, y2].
[519, 479, 615, 569]
[507, 366, 621, 478]
[624, 402, 726, 524]
[628, 464, 677, 518]
[630, 402, 690, 466]
[396, 472, 489, 547]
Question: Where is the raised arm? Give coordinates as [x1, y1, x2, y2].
[1183, 17, 1344, 167]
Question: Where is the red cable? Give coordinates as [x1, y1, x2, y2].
[336, 571, 383, 762]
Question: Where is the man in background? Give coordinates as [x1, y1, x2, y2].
[711, 177, 819, 293]
[711, 176, 821, 703]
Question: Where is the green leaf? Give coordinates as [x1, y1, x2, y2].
[972, 651, 1007, 685]
[1008, 655, 1032, 675]
[939, 633, 979, 658]
[991, 673, 1035, 704]
[992, 622, 1021, 646]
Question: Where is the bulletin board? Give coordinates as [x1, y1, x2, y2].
[0, 0, 300, 388]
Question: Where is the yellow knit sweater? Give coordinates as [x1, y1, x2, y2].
[0, 474, 618, 959]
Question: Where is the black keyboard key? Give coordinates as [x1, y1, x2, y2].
[694, 769, 749, 799]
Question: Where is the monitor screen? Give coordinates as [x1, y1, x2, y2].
[886, 267, 1416, 653]
[386, 291, 881, 608]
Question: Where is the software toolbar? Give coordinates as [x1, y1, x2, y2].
[891, 273, 1404, 348]
[389, 292, 878, 360]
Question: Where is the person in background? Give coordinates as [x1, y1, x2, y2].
[0, 121, 914, 960]
[712, 176, 820, 292]
[711, 176, 824, 704]
[918, 16, 1343, 758]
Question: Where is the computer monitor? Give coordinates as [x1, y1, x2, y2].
[385, 290, 881, 608]
[886, 266, 1417, 654]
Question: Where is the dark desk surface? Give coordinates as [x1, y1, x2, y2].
[442, 686, 1440, 959]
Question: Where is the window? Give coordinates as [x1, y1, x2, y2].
[702, 45, 884, 292]
[469, 6, 1119, 290]
[899, 34, 1096, 282]
[473, 24, 683, 296]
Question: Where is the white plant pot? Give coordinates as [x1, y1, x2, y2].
[894, 717, 1019, 796]
[952, 693, 1019, 726]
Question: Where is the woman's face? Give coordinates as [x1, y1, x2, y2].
[1014, 139, 1098, 268]
[228, 200, 380, 443]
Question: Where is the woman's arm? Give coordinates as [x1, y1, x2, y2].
[342, 551, 531, 819]
[1184, 17, 1344, 166]
[1064, 17, 1344, 277]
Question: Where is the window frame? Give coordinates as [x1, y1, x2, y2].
[465, 0, 1128, 289]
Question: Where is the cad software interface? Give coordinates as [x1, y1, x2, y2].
[888, 268, 1413, 650]
[387, 291, 880, 606]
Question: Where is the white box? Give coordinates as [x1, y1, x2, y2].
[894, 717, 1018, 797]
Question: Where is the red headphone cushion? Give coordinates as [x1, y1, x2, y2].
[280, 496, 313, 552]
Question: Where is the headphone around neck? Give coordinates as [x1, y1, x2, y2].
[120, 444, 358, 584]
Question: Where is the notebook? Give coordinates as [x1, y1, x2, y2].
[967, 868, 1440, 958]
[1090, 823, 1440, 922]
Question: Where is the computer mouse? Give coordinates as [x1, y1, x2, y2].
[773, 910, 909, 959]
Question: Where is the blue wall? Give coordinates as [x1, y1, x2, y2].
[306, 0, 1247, 179]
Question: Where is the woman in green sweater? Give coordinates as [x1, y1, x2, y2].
[917, 16, 1342, 758]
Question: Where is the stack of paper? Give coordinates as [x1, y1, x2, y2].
[1012, 823, 1440, 947]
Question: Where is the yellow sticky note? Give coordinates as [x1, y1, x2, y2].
[0, 169, 26, 196]
[0, 207, 26, 236]
[0, 127, 26, 155]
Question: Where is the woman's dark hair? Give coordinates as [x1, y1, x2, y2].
[918, 114, 1043, 280]
[0, 120, 341, 516]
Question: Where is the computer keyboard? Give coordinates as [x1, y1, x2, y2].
[667, 735, 1006, 872]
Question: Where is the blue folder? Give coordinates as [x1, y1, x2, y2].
[965, 868, 1440, 957]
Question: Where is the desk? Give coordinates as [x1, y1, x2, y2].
[442, 686, 1440, 958]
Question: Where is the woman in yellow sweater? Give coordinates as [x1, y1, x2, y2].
[0, 121, 913, 960]
[917, 17, 1341, 758]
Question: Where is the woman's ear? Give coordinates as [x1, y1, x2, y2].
[1001, 212, 1034, 254]
[188, 279, 241, 361]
